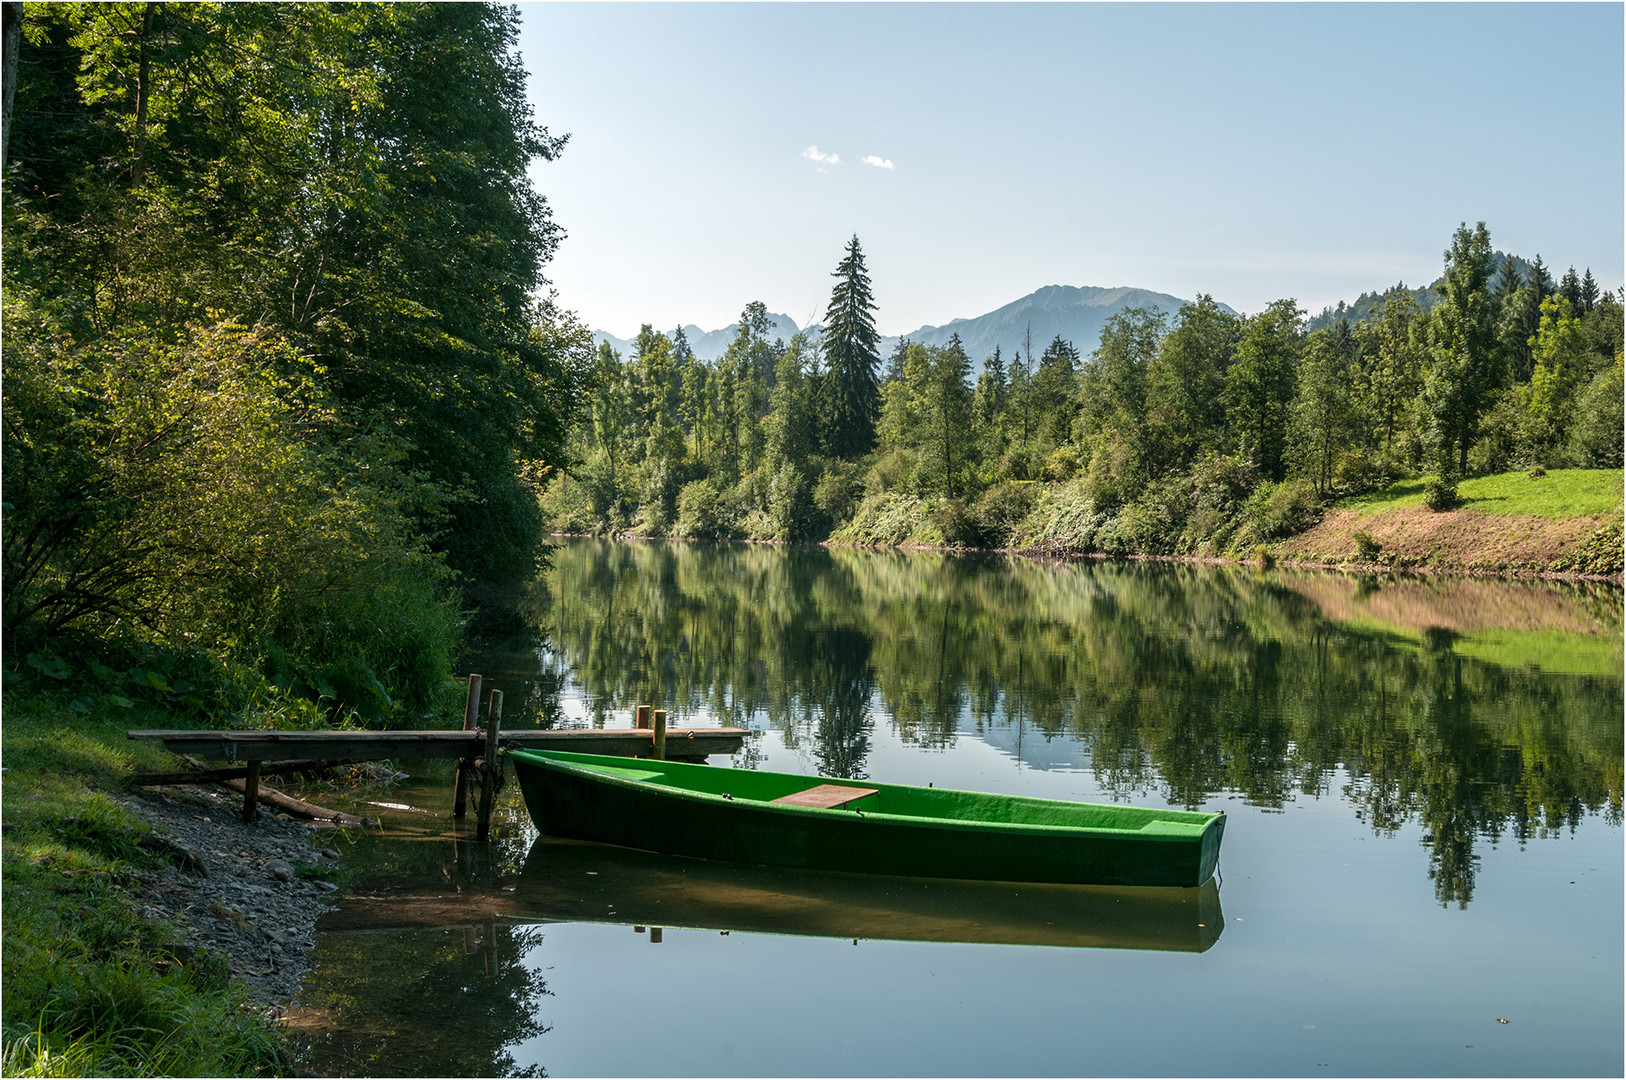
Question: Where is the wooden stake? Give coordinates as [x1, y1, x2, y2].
[476, 689, 503, 841]
[453, 674, 482, 818]
[635, 704, 651, 729]
[242, 760, 261, 823]
[652, 709, 667, 761]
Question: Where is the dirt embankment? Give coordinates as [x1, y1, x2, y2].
[1279, 506, 1621, 576]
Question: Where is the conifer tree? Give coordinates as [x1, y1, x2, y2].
[1580, 269, 1599, 313]
[820, 235, 882, 457]
[1560, 267, 1583, 315]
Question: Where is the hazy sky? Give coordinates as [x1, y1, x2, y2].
[516, 2, 1624, 341]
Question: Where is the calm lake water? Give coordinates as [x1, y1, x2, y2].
[287, 540, 1623, 1077]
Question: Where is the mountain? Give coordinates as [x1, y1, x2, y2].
[592, 285, 1235, 368]
[593, 311, 809, 363]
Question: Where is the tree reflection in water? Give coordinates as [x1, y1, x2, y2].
[289, 920, 550, 1078]
[501, 540, 1621, 907]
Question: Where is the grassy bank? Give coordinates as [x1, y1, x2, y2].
[818, 468, 1623, 578]
[1280, 468, 1623, 575]
[1, 685, 290, 1077]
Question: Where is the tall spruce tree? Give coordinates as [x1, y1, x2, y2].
[1421, 222, 1501, 477]
[820, 235, 882, 457]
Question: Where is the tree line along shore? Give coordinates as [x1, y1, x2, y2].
[545, 230, 1621, 576]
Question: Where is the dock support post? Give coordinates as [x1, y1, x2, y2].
[652, 708, 667, 761]
[242, 760, 261, 823]
[635, 704, 651, 729]
[453, 674, 482, 819]
[476, 689, 503, 841]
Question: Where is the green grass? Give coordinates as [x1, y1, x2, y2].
[1340, 469, 1624, 518]
[1, 687, 291, 1077]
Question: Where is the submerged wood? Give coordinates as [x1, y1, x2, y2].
[218, 775, 375, 828]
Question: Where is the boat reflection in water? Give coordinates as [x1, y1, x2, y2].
[322, 836, 1224, 953]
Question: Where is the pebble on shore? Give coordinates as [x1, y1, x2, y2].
[115, 784, 343, 1005]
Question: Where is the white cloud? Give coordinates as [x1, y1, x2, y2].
[862, 155, 895, 170]
[802, 145, 840, 166]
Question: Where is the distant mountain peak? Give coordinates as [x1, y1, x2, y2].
[594, 285, 1235, 367]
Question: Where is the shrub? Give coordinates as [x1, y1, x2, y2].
[1244, 478, 1322, 541]
[1043, 444, 1082, 481]
[674, 477, 741, 540]
[1353, 531, 1383, 561]
[1, 311, 462, 724]
[768, 462, 815, 541]
[1011, 481, 1104, 551]
[970, 481, 1038, 548]
[1423, 475, 1459, 512]
[832, 491, 931, 546]
[812, 462, 864, 529]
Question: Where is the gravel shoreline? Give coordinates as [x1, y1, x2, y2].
[115, 784, 346, 1007]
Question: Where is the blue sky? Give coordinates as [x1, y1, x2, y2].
[517, 2, 1624, 341]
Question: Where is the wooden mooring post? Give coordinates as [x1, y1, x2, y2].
[652, 708, 667, 761]
[476, 689, 503, 841]
[452, 674, 483, 819]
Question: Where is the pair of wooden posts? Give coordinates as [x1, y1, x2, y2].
[634, 704, 669, 760]
[452, 674, 504, 841]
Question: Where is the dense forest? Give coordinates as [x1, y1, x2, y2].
[3, 3, 593, 723]
[544, 227, 1623, 555]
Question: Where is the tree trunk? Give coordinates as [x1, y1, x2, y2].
[2, 1, 22, 174]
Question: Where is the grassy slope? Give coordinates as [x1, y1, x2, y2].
[1340, 469, 1625, 518]
[1280, 469, 1624, 575]
[1, 688, 290, 1077]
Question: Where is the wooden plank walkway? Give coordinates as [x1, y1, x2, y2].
[126, 726, 750, 762]
[127, 677, 747, 835]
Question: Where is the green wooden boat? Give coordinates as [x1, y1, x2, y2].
[508, 749, 1225, 888]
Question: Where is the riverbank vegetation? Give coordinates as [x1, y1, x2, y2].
[542, 227, 1622, 574]
[3, 3, 586, 1073]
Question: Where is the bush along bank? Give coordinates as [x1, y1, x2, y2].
[1, 684, 356, 1077]
[615, 465, 1622, 580]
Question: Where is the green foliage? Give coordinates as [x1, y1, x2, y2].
[1, 302, 462, 725]
[5, 1, 594, 727]
[833, 491, 933, 547]
[1567, 357, 1625, 468]
[1226, 299, 1304, 480]
[1423, 475, 1460, 512]
[1245, 478, 1323, 540]
[674, 477, 741, 541]
[970, 482, 1039, 549]
[1420, 222, 1502, 476]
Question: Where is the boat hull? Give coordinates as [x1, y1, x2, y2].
[509, 750, 1224, 888]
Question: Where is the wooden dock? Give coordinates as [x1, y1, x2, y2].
[128, 676, 748, 836]
[126, 726, 750, 763]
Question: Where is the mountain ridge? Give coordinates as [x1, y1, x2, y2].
[592, 284, 1237, 366]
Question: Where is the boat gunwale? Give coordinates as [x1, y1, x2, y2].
[507, 748, 1224, 841]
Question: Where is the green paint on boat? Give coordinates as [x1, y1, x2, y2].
[508, 749, 1225, 888]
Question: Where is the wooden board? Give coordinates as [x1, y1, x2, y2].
[127, 727, 750, 761]
[771, 784, 879, 809]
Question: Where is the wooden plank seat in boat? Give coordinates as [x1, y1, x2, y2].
[771, 784, 879, 809]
